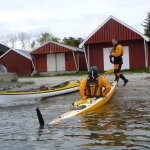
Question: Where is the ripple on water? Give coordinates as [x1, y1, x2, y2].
[0, 97, 150, 149]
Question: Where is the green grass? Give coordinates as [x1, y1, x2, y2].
[55, 71, 89, 76]
[121, 67, 149, 73]
[19, 67, 149, 78]
[19, 75, 52, 78]
[56, 68, 149, 76]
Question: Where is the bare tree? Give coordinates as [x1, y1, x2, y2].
[30, 35, 41, 51]
[0, 35, 9, 47]
[7, 34, 17, 48]
[18, 32, 31, 50]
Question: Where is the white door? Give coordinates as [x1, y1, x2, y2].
[47, 54, 56, 71]
[122, 46, 130, 69]
[103, 46, 129, 70]
[56, 53, 65, 71]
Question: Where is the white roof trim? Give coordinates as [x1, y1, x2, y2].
[51, 41, 83, 52]
[30, 41, 83, 53]
[14, 49, 31, 60]
[79, 15, 150, 48]
[0, 48, 31, 60]
[0, 48, 12, 59]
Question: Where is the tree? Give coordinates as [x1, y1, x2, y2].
[37, 32, 52, 45]
[37, 32, 60, 45]
[75, 37, 84, 47]
[8, 34, 17, 48]
[30, 40, 36, 50]
[0, 34, 17, 48]
[52, 36, 61, 43]
[62, 37, 76, 47]
[62, 37, 84, 47]
[30, 35, 40, 50]
[18, 32, 31, 50]
[142, 11, 150, 38]
[0, 32, 84, 50]
[0, 35, 9, 47]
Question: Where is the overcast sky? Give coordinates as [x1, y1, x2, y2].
[0, 0, 150, 40]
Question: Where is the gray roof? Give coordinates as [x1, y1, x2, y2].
[0, 48, 31, 60]
[15, 49, 31, 59]
[0, 43, 10, 53]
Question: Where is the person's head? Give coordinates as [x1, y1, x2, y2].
[88, 66, 99, 79]
[112, 38, 119, 46]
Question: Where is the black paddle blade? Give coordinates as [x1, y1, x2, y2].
[36, 107, 45, 128]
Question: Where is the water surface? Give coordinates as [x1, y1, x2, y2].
[0, 91, 150, 150]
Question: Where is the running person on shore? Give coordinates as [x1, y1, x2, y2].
[109, 38, 128, 86]
[72, 66, 111, 107]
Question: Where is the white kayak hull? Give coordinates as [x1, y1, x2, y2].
[0, 87, 79, 104]
[0, 80, 80, 104]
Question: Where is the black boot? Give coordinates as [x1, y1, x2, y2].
[114, 75, 119, 82]
[120, 74, 128, 86]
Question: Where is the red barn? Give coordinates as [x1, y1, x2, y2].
[30, 41, 87, 73]
[148, 42, 150, 66]
[79, 15, 150, 71]
[0, 49, 33, 76]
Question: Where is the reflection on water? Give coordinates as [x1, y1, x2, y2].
[0, 92, 150, 149]
[65, 99, 150, 149]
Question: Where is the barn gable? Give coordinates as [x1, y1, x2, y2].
[0, 48, 31, 60]
[30, 41, 87, 73]
[0, 49, 33, 76]
[79, 15, 150, 71]
[79, 15, 149, 47]
[30, 41, 83, 55]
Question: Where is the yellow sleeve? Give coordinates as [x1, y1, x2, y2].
[101, 76, 111, 96]
[111, 45, 123, 57]
[79, 77, 88, 99]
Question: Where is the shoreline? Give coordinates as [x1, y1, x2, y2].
[0, 72, 150, 92]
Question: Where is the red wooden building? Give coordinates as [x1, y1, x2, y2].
[79, 15, 150, 71]
[148, 42, 150, 66]
[30, 41, 87, 73]
[0, 48, 33, 76]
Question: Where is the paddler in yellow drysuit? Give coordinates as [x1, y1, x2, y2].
[109, 38, 128, 86]
[72, 66, 111, 107]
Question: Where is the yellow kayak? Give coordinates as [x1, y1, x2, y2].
[0, 80, 80, 104]
[48, 81, 117, 125]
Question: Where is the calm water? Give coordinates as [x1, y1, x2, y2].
[0, 91, 150, 150]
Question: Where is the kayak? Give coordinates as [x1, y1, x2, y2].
[48, 81, 117, 125]
[36, 81, 117, 127]
[0, 80, 80, 104]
